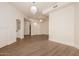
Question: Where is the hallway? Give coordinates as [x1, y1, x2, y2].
[0, 35, 79, 56]
[1, 2, 79, 56]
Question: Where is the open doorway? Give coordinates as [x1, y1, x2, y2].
[24, 18, 49, 40]
[16, 19, 21, 41]
[24, 18, 31, 39]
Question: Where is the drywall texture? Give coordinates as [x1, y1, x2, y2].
[0, 3, 25, 48]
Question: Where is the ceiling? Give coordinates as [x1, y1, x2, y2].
[10, 2, 56, 20]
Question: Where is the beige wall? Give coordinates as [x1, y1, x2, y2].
[0, 3, 25, 48]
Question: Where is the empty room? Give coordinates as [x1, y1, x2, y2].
[0, 2, 79, 56]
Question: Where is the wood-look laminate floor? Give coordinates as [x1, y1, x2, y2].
[0, 35, 79, 56]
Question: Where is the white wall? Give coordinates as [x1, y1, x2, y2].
[40, 20, 49, 35]
[31, 19, 40, 35]
[24, 21, 30, 35]
[49, 4, 74, 46]
[74, 3, 79, 48]
[31, 19, 48, 35]
[0, 3, 25, 48]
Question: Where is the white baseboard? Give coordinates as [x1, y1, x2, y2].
[49, 39, 74, 47]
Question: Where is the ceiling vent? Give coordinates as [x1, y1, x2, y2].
[42, 2, 72, 15]
[53, 5, 58, 8]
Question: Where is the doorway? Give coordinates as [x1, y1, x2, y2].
[24, 18, 31, 39]
[16, 19, 21, 41]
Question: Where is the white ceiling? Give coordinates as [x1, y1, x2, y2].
[10, 2, 56, 20]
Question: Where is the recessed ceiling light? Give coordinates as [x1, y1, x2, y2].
[33, 22, 37, 26]
[40, 19, 43, 22]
